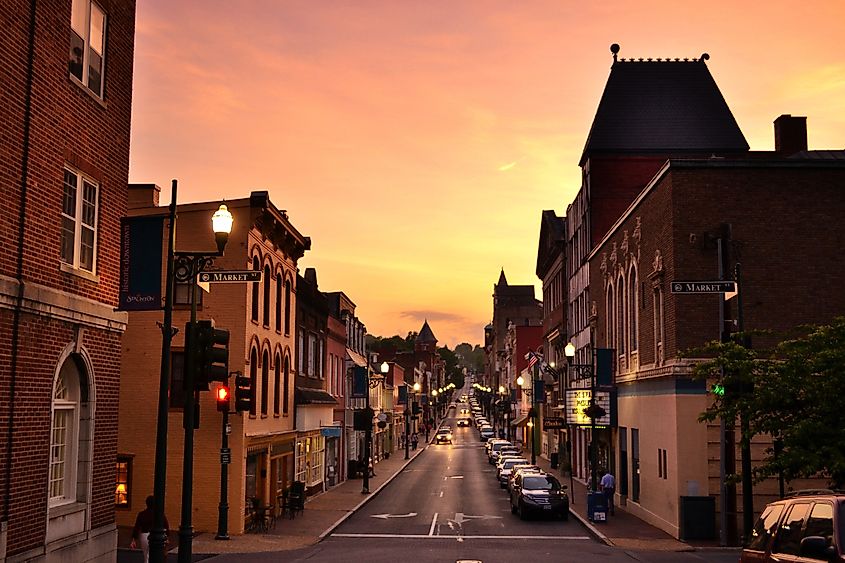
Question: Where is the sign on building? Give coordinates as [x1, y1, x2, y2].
[565, 389, 611, 426]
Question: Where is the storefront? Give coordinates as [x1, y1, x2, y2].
[322, 426, 342, 488]
[295, 431, 326, 497]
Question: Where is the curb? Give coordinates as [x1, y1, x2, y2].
[317, 444, 428, 541]
[568, 507, 613, 547]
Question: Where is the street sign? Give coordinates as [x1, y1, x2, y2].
[543, 416, 565, 430]
[198, 270, 262, 283]
[671, 280, 737, 294]
[220, 447, 231, 465]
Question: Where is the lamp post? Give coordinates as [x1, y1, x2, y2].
[516, 374, 536, 465]
[362, 361, 388, 494]
[431, 389, 439, 424]
[565, 341, 598, 493]
[176, 202, 233, 563]
[149, 181, 232, 563]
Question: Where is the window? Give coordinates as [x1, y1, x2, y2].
[261, 350, 269, 416]
[169, 351, 186, 408]
[298, 333, 304, 375]
[251, 257, 260, 322]
[309, 436, 325, 486]
[284, 280, 291, 334]
[657, 448, 667, 479]
[307, 334, 316, 377]
[802, 502, 833, 548]
[263, 265, 271, 327]
[61, 168, 98, 273]
[249, 348, 258, 416]
[629, 267, 638, 352]
[283, 356, 290, 415]
[50, 358, 81, 506]
[318, 340, 324, 380]
[275, 274, 282, 332]
[115, 457, 131, 508]
[747, 504, 784, 551]
[653, 287, 664, 365]
[605, 285, 614, 349]
[772, 502, 810, 556]
[69, 0, 106, 97]
[174, 281, 202, 306]
[295, 440, 307, 483]
[274, 354, 281, 416]
[617, 277, 626, 354]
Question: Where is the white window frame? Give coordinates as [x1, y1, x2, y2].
[61, 167, 99, 274]
[294, 440, 307, 483]
[69, 0, 106, 98]
[49, 361, 80, 507]
[308, 436, 325, 487]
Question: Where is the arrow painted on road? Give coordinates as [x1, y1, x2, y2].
[370, 512, 418, 520]
[451, 513, 503, 525]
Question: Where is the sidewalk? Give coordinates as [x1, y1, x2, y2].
[531, 454, 733, 553]
[186, 446, 424, 555]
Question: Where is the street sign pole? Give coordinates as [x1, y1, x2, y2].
[215, 402, 230, 540]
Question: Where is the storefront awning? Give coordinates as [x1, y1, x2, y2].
[295, 387, 338, 405]
[346, 348, 367, 367]
[511, 414, 531, 427]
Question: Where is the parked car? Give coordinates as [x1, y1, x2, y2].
[485, 439, 510, 455]
[740, 490, 845, 562]
[497, 457, 529, 486]
[491, 445, 522, 465]
[487, 441, 514, 462]
[479, 427, 495, 441]
[507, 465, 542, 492]
[510, 472, 569, 520]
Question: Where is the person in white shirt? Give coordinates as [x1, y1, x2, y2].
[600, 470, 616, 515]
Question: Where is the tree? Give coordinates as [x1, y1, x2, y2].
[692, 317, 845, 488]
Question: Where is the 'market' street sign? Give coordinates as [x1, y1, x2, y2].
[198, 270, 262, 283]
[671, 280, 736, 294]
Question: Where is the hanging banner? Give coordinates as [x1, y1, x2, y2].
[351, 366, 368, 398]
[398, 385, 408, 405]
[533, 379, 545, 403]
[118, 216, 164, 311]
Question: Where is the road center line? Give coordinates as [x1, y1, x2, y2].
[332, 533, 591, 540]
[429, 512, 438, 536]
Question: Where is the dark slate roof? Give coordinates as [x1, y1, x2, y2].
[788, 150, 845, 160]
[580, 57, 749, 165]
[416, 320, 437, 344]
[497, 268, 507, 286]
[295, 387, 337, 405]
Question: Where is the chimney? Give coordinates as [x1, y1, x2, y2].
[304, 267, 318, 287]
[127, 183, 161, 209]
[774, 115, 807, 155]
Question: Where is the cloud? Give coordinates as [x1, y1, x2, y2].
[498, 161, 517, 171]
[399, 310, 469, 323]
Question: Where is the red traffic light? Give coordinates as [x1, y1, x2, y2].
[216, 385, 230, 412]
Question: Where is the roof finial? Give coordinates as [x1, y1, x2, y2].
[610, 43, 620, 63]
[700, 52, 710, 62]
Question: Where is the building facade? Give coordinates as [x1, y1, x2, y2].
[118, 189, 309, 534]
[0, 1, 136, 560]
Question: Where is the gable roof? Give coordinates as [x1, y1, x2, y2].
[580, 53, 748, 166]
[535, 210, 566, 278]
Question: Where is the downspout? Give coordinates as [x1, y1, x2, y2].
[5, 0, 38, 524]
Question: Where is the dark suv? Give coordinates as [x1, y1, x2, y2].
[741, 490, 845, 562]
[510, 472, 569, 520]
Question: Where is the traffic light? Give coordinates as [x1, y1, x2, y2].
[194, 320, 230, 389]
[234, 373, 253, 413]
[216, 385, 230, 412]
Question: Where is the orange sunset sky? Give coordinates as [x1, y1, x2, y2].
[128, 1, 845, 348]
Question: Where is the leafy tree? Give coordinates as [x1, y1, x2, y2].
[692, 317, 845, 488]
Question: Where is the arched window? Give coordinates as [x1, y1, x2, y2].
[284, 279, 291, 334]
[653, 287, 665, 366]
[261, 350, 269, 415]
[274, 353, 281, 415]
[617, 276, 626, 355]
[606, 284, 615, 349]
[275, 273, 282, 332]
[629, 266, 638, 352]
[251, 256, 260, 323]
[283, 356, 290, 415]
[50, 356, 82, 506]
[249, 348, 258, 416]
[263, 265, 271, 327]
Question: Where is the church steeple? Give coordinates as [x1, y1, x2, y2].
[497, 268, 508, 287]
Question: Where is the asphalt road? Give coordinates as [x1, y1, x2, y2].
[205, 397, 741, 562]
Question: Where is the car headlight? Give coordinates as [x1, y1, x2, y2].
[447, 434, 452, 440]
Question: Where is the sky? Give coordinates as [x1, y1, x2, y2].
[128, 0, 845, 348]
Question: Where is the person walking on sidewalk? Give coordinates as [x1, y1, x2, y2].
[411, 433, 418, 450]
[130, 495, 169, 563]
[600, 470, 616, 516]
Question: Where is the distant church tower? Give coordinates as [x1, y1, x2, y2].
[415, 320, 438, 353]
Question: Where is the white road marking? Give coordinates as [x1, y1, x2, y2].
[370, 512, 418, 519]
[332, 533, 591, 540]
[429, 512, 438, 536]
[450, 475, 464, 479]
[451, 513, 502, 525]
[439, 491, 444, 498]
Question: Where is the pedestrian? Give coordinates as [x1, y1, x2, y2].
[400, 432, 406, 449]
[424, 424, 431, 442]
[600, 469, 616, 516]
[411, 433, 418, 450]
[130, 495, 169, 563]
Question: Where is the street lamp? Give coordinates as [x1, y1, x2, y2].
[362, 361, 388, 494]
[150, 187, 232, 563]
[516, 373, 537, 465]
[564, 341, 599, 493]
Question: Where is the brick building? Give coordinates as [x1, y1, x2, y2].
[117, 188, 309, 534]
[324, 301, 347, 488]
[0, 1, 136, 560]
[293, 269, 335, 497]
[564, 46, 749, 504]
[588, 129, 845, 537]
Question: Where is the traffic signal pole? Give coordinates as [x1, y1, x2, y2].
[216, 401, 230, 540]
[178, 273, 199, 563]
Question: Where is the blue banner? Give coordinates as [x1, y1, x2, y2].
[119, 216, 164, 311]
[398, 385, 408, 405]
[351, 366, 368, 398]
[596, 348, 614, 386]
[534, 378, 545, 403]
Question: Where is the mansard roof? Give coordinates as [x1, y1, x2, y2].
[580, 46, 749, 166]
